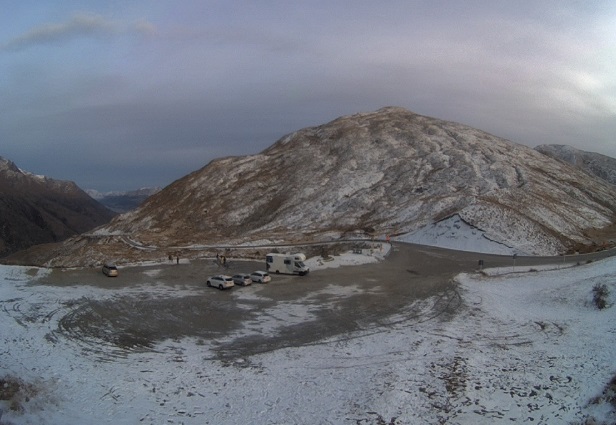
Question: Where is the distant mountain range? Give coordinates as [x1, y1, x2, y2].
[0, 156, 116, 257]
[535, 144, 616, 186]
[7, 107, 615, 267]
[86, 187, 162, 213]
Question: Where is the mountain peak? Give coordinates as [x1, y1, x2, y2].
[120, 108, 614, 256]
[9, 108, 616, 267]
[0, 156, 22, 174]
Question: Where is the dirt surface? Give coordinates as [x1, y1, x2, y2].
[34, 243, 616, 361]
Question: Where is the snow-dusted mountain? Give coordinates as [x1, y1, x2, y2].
[7, 107, 616, 266]
[86, 187, 162, 213]
[535, 144, 616, 186]
[0, 156, 116, 257]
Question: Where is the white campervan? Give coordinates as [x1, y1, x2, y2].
[266, 253, 310, 276]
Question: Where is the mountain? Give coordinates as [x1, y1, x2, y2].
[0, 156, 116, 257]
[535, 144, 616, 186]
[6, 107, 616, 267]
[86, 187, 162, 213]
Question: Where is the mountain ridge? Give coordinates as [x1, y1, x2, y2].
[0, 156, 116, 257]
[535, 144, 616, 186]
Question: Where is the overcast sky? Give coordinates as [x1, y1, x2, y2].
[1, 1, 615, 192]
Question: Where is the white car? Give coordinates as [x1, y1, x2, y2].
[102, 263, 118, 277]
[206, 275, 235, 290]
[250, 271, 271, 283]
[232, 274, 252, 286]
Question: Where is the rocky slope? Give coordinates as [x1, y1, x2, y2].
[535, 144, 616, 186]
[7, 107, 616, 267]
[0, 157, 116, 257]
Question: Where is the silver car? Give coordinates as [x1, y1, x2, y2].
[232, 274, 252, 286]
[102, 263, 118, 277]
[250, 271, 271, 283]
[206, 275, 235, 290]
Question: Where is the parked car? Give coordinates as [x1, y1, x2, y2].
[102, 263, 118, 277]
[232, 274, 252, 286]
[206, 275, 234, 290]
[250, 271, 271, 283]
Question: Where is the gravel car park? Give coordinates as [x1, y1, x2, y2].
[28, 242, 616, 365]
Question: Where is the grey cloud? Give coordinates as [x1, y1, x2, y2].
[134, 19, 156, 36]
[1, 13, 155, 51]
[2, 2, 614, 192]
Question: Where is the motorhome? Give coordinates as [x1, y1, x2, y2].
[265, 253, 310, 275]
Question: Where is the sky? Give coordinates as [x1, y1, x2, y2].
[1, 1, 615, 192]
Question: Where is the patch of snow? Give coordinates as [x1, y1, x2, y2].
[305, 243, 390, 270]
[19, 169, 45, 180]
[89, 228, 125, 236]
[395, 214, 520, 255]
[236, 239, 275, 247]
[142, 268, 162, 277]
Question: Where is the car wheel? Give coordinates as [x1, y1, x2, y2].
[207, 281, 211, 287]
[218, 284, 223, 290]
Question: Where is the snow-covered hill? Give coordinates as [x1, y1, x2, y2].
[9, 107, 616, 267]
[535, 144, 616, 186]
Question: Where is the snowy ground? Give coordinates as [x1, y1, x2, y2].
[304, 243, 390, 270]
[394, 214, 520, 255]
[1, 246, 615, 424]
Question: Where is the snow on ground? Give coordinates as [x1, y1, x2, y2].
[1, 250, 615, 424]
[395, 214, 519, 255]
[305, 243, 390, 270]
